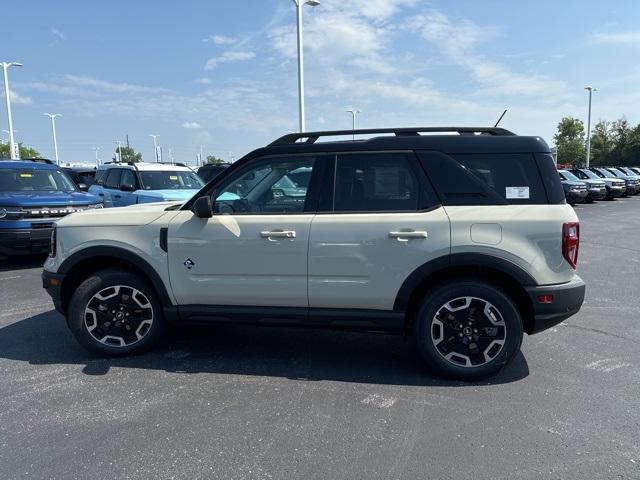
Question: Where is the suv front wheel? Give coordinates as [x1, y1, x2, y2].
[414, 281, 523, 380]
[68, 269, 165, 356]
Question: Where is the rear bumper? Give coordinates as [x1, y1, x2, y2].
[0, 227, 53, 256]
[526, 276, 586, 334]
[42, 269, 65, 314]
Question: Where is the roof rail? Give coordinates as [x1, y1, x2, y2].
[269, 126, 516, 146]
[4, 157, 56, 164]
[157, 161, 189, 168]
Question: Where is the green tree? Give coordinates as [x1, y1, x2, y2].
[113, 146, 142, 163]
[589, 120, 613, 166]
[610, 116, 632, 165]
[625, 124, 640, 165]
[205, 155, 226, 165]
[0, 142, 41, 159]
[554, 117, 585, 167]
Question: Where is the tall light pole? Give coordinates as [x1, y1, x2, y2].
[43, 113, 62, 164]
[585, 86, 596, 168]
[92, 147, 101, 166]
[346, 109, 361, 140]
[116, 140, 123, 162]
[293, 0, 320, 133]
[199, 144, 204, 166]
[149, 134, 160, 162]
[1, 61, 23, 159]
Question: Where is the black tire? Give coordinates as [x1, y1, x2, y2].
[414, 280, 523, 380]
[68, 269, 165, 356]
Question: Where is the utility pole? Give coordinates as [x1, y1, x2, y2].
[1, 61, 23, 159]
[584, 86, 596, 168]
[199, 144, 204, 166]
[43, 113, 62, 164]
[126, 134, 130, 149]
[116, 140, 123, 162]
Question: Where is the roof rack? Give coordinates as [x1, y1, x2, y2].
[0, 157, 56, 164]
[156, 161, 190, 168]
[269, 127, 515, 146]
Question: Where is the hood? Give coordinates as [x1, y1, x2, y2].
[581, 179, 606, 186]
[135, 189, 198, 201]
[56, 201, 182, 228]
[0, 190, 101, 207]
[562, 180, 586, 187]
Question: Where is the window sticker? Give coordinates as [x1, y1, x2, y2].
[169, 175, 178, 181]
[19, 173, 34, 178]
[505, 186, 530, 199]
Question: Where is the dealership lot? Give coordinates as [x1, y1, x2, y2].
[1, 198, 639, 479]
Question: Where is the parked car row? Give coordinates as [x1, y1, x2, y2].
[558, 167, 640, 204]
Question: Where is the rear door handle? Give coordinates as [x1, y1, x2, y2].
[389, 230, 428, 242]
[260, 230, 296, 239]
[114, 195, 121, 199]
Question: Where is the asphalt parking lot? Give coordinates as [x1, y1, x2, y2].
[1, 198, 639, 480]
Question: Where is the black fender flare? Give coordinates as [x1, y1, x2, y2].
[393, 253, 537, 311]
[58, 246, 173, 307]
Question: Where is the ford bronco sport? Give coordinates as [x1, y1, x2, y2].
[42, 127, 585, 380]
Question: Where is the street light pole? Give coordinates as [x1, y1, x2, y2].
[1, 61, 23, 159]
[149, 134, 160, 162]
[43, 113, 62, 165]
[116, 140, 123, 162]
[92, 147, 101, 166]
[293, 0, 320, 133]
[585, 86, 596, 168]
[346, 109, 361, 140]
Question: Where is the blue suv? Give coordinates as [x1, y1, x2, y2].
[0, 159, 103, 257]
[89, 162, 204, 207]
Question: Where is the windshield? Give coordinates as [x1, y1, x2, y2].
[592, 168, 615, 178]
[0, 168, 77, 192]
[573, 169, 597, 180]
[139, 171, 204, 190]
[558, 170, 581, 182]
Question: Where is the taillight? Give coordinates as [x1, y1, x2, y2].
[562, 222, 579, 269]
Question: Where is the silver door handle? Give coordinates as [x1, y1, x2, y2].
[260, 230, 296, 239]
[389, 231, 428, 241]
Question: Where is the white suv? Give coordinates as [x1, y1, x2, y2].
[43, 127, 585, 380]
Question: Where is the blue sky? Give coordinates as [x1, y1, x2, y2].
[2, 0, 639, 164]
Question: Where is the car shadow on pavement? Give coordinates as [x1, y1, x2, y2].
[0, 310, 529, 387]
[0, 254, 48, 272]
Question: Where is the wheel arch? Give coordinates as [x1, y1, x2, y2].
[396, 254, 536, 334]
[58, 246, 172, 315]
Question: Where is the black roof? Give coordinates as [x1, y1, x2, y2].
[248, 127, 550, 160]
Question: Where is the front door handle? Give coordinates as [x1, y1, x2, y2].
[114, 195, 122, 199]
[260, 230, 296, 239]
[389, 230, 428, 242]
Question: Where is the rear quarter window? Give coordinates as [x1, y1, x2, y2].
[452, 153, 551, 205]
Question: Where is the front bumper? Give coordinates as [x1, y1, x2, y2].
[587, 187, 607, 200]
[525, 276, 586, 334]
[0, 227, 53, 256]
[610, 186, 625, 197]
[565, 190, 588, 204]
[42, 269, 65, 314]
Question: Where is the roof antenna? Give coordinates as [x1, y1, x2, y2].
[494, 109, 508, 127]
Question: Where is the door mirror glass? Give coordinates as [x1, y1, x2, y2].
[120, 183, 135, 192]
[77, 182, 88, 191]
[193, 195, 213, 218]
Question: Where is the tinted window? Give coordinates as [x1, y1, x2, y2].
[454, 153, 549, 204]
[104, 169, 122, 189]
[120, 169, 138, 188]
[535, 153, 565, 204]
[95, 169, 107, 184]
[139, 171, 203, 190]
[214, 157, 316, 214]
[0, 169, 76, 192]
[333, 153, 421, 212]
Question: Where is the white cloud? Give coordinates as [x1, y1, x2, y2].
[9, 90, 32, 105]
[182, 121, 202, 129]
[593, 31, 640, 44]
[195, 77, 212, 85]
[51, 28, 64, 40]
[62, 75, 170, 94]
[204, 51, 256, 70]
[409, 10, 567, 97]
[211, 34, 236, 45]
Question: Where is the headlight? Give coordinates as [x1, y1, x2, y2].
[86, 203, 104, 209]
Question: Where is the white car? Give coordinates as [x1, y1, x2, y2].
[43, 127, 585, 380]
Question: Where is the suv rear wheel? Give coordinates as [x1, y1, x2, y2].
[68, 269, 165, 356]
[414, 280, 523, 380]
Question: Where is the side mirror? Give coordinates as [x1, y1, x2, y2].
[77, 182, 88, 191]
[120, 183, 135, 192]
[192, 195, 213, 218]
